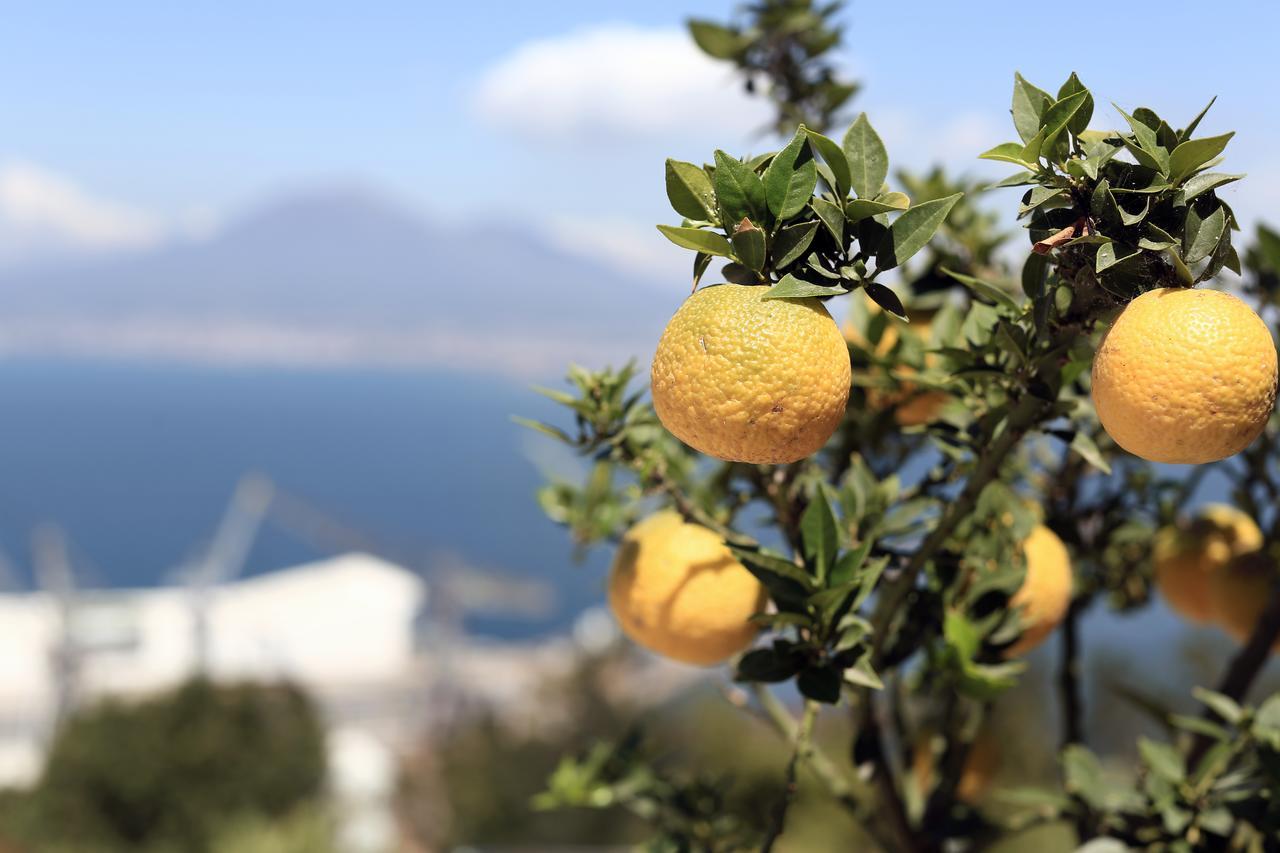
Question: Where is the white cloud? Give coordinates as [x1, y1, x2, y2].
[472, 24, 771, 142]
[543, 215, 690, 289]
[0, 162, 221, 268]
[0, 162, 163, 260]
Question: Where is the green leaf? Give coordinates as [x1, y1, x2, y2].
[1070, 431, 1111, 474]
[1062, 744, 1104, 796]
[1115, 103, 1169, 173]
[874, 191, 910, 208]
[846, 197, 907, 223]
[812, 196, 845, 243]
[764, 129, 818, 220]
[1012, 72, 1052, 144]
[1253, 694, 1280, 749]
[692, 251, 712, 289]
[1091, 178, 1120, 226]
[665, 159, 717, 221]
[941, 267, 1020, 312]
[1179, 96, 1217, 143]
[1138, 737, 1185, 783]
[875, 193, 963, 270]
[656, 224, 733, 257]
[1165, 247, 1194, 285]
[1096, 242, 1139, 273]
[1038, 91, 1090, 153]
[979, 141, 1034, 169]
[772, 220, 819, 269]
[805, 128, 851, 197]
[1184, 202, 1226, 265]
[830, 540, 871, 587]
[713, 150, 768, 226]
[800, 489, 839, 580]
[842, 113, 888, 199]
[844, 658, 882, 690]
[511, 416, 572, 444]
[762, 273, 846, 300]
[1057, 72, 1093, 136]
[1176, 172, 1243, 205]
[687, 20, 742, 59]
[1022, 252, 1048, 300]
[863, 281, 905, 318]
[797, 666, 842, 703]
[944, 611, 981, 660]
[1168, 132, 1234, 185]
[736, 647, 803, 683]
[731, 219, 767, 272]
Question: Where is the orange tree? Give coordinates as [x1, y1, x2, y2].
[522, 3, 1280, 849]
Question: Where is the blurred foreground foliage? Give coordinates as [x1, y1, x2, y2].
[0, 680, 327, 853]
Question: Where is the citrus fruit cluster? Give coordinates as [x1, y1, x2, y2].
[1154, 504, 1279, 646]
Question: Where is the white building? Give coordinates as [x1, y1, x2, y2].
[0, 551, 429, 851]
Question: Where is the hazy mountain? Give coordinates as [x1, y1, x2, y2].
[0, 189, 674, 377]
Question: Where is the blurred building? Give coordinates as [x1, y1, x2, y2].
[0, 553, 426, 836]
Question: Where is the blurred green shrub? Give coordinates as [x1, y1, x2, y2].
[0, 679, 327, 852]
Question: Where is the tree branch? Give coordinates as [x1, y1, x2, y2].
[1058, 595, 1087, 750]
[1187, 584, 1280, 767]
[760, 699, 818, 852]
[869, 397, 1050, 666]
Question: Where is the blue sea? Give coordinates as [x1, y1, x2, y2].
[0, 359, 608, 639]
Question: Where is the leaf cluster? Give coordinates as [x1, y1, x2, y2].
[688, 0, 857, 136]
[661, 114, 960, 314]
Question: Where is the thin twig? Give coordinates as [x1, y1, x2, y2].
[1058, 595, 1087, 749]
[761, 699, 818, 852]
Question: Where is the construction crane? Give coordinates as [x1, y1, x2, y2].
[178, 474, 275, 673]
[31, 524, 79, 722]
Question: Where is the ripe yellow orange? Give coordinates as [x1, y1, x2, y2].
[1154, 504, 1262, 623]
[1208, 550, 1280, 649]
[608, 511, 766, 666]
[1005, 524, 1073, 657]
[1092, 288, 1277, 464]
[651, 284, 851, 463]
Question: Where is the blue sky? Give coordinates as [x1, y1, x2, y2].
[2, 1, 1279, 278]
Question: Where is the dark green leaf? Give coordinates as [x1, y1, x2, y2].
[713, 150, 767, 225]
[1022, 252, 1048, 299]
[735, 647, 803, 683]
[731, 219, 767, 272]
[665, 159, 717, 221]
[1096, 242, 1139, 273]
[842, 113, 888, 199]
[1165, 247, 1194, 285]
[1038, 91, 1090, 154]
[762, 273, 847, 300]
[1169, 133, 1234, 185]
[1012, 73, 1052, 144]
[812, 196, 845, 243]
[863, 281, 905, 318]
[1184, 202, 1226, 265]
[798, 666, 842, 703]
[764, 129, 818, 220]
[1056, 72, 1093, 136]
[1176, 172, 1243, 205]
[843, 658, 882, 690]
[656, 224, 733, 257]
[805, 128, 851, 197]
[772, 220, 819, 269]
[876, 193, 963, 270]
[800, 489, 839, 579]
[1179, 96, 1217, 143]
[692, 251, 712, 289]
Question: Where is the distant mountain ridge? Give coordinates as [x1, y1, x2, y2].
[0, 189, 672, 377]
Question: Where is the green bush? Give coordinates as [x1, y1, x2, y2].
[1, 679, 327, 852]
